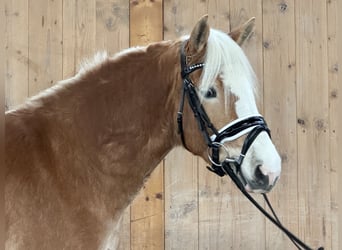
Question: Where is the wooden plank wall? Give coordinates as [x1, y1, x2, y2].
[4, 0, 339, 249]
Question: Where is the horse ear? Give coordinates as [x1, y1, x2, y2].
[188, 15, 210, 54]
[229, 17, 255, 46]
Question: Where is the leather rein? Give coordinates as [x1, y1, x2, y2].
[177, 40, 323, 250]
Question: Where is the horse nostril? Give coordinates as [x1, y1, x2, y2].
[256, 165, 280, 187]
[254, 165, 269, 186]
[255, 165, 264, 177]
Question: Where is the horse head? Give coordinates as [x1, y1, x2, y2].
[177, 16, 281, 193]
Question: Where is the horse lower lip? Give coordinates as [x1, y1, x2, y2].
[244, 183, 273, 193]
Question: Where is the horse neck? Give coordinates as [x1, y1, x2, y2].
[73, 44, 181, 173]
[19, 42, 182, 217]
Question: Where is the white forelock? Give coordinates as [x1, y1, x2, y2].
[200, 29, 259, 116]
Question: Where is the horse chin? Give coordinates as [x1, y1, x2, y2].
[244, 182, 274, 194]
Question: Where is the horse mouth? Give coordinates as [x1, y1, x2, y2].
[244, 176, 279, 193]
[218, 159, 279, 194]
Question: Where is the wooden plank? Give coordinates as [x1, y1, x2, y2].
[74, 0, 96, 66]
[327, 0, 339, 249]
[262, 1, 298, 249]
[28, 0, 63, 96]
[295, 1, 331, 249]
[62, 0, 76, 78]
[164, 148, 199, 250]
[96, 0, 129, 53]
[337, 0, 342, 247]
[1, 0, 5, 103]
[129, 1, 164, 249]
[207, 1, 231, 31]
[131, 164, 164, 250]
[224, 1, 266, 249]
[129, 0, 163, 45]
[198, 159, 240, 250]
[4, 0, 29, 109]
[164, 0, 207, 38]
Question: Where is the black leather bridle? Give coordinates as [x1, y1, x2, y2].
[177, 40, 323, 250]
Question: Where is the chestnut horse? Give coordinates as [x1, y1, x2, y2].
[5, 16, 281, 249]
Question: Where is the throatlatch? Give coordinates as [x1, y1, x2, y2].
[177, 40, 324, 250]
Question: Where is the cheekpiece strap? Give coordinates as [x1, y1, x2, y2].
[178, 40, 208, 150]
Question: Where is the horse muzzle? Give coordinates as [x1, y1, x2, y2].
[244, 165, 281, 193]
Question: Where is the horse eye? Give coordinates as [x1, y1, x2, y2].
[204, 88, 217, 98]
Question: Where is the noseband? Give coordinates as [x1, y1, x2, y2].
[177, 40, 270, 178]
[176, 40, 323, 250]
